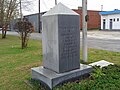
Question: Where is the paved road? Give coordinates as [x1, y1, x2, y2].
[88, 31, 120, 52]
[0, 31, 120, 52]
[87, 38, 120, 52]
[86, 31, 120, 52]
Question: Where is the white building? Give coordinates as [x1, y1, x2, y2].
[100, 9, 120, 30]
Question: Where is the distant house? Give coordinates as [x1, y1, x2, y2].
[9, 12, 46, 32]
[10, 8, 101, 32]
[24, 12, 46, 32]
[100, 9, 120, 30]
[73, 8, 101, 30]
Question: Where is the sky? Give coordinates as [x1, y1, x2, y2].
[23, 0, 120, 15]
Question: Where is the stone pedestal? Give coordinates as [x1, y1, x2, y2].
[32, 64, 92, 89]
[31, 3, 92, 89]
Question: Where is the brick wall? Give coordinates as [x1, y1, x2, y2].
[73, 9, 101, 29]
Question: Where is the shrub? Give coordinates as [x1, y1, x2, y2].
[14, 18, 34, 49]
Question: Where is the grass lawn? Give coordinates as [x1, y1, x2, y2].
[0, 35, 120, 90]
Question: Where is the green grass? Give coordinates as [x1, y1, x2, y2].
[54, 65, 120, 90]
[81, 48, 120, 65]
[0, 34, 120, 90]
[0, 35, 42, 90]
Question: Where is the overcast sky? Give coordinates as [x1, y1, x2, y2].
[23, 0, 120, 15]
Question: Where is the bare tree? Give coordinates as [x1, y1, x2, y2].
[0, 0, 19, 38]
[14, 18, 34, 49]
[0, 0, 34, 38]
[13, 0, 35, 49]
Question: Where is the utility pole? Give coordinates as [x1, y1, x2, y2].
[101, 5, 103, 11]
[38, 0, 41, 33]
[20, 0, 23, 20]
[82, 0, 88, 62]
[55, 0, 57, 5]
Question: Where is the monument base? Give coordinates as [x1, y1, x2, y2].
[31, 64, 92, 89]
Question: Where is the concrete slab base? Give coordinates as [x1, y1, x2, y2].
[89, 60, 114, 68]
[31, 64, 92, 89]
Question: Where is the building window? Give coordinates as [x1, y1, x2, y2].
[110, 19, 112, 22]
[113, 18, 115, 22]
[103, 19, 106, 22]
[117, 18, 119, 21]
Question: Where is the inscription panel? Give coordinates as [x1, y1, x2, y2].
[58, 15, 80, 72]
[59, 26, 79, 60]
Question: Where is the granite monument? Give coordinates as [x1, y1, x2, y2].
[31, 3, 92, 89]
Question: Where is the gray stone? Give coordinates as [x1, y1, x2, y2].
[43, 2, 79, 16]
[31, 3, 92, 89]
[89, 60, 114, 68]
[31, 64, 92, 89]
[42, 3, 80, 73]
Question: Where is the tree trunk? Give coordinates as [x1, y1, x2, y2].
[21, 31, 24, 49]
[2, 31, 7, 38]
[2, 26, 7, 39]
[21, 32, 28, 49]
[2, 28, 4, 38]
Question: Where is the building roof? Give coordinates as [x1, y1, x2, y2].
[99, 9, 120, 15]
[24, 12, 46, 17]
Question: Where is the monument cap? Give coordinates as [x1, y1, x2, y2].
[43, 2, 79, 16]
